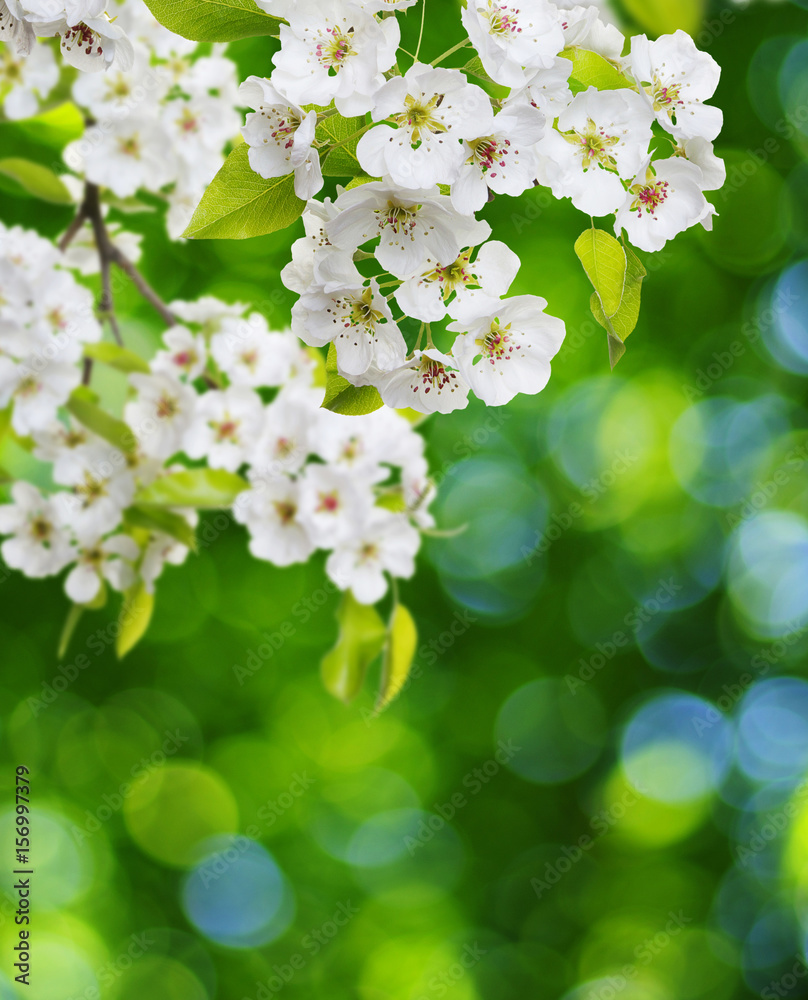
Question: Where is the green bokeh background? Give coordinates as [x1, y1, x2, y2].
[1, 1, 808, 998]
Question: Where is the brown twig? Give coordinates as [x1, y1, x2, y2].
[107, 246, 178, 327]
[58, 208, 87, 252]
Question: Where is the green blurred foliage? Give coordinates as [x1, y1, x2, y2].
[2, 2, 808, 999]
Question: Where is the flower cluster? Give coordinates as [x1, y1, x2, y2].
[235, 0, 724, 412]
[1, 0, 243, 240]
[0, 223, 434, 613]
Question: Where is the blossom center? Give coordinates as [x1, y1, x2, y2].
[156, 393, 179, 419]
[316, 26, 356, 73]
[348, 288, 384, 331]
[415, 356, 459, 395]
[476, 320, 519, 363]
[479, 1, 521, 37]
[75, 474, 107, 507]
[212, 418, 240, 443]
[274, 500, 297, 525]
[565, 118, 619, 171]
[377, 202, 419, 236]
[467, 136, 510, 177]
[648, 76, 684, 117]
[317, 490, 341, 513]
[631, 179, 670, 218]
[392, 94, 447, 145]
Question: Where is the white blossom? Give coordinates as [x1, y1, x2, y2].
[448, 293, 566, 406]
[0, 482, 73, 578]
[374, 349, 470, 414]
[65, 533, 138, 604]
[183, 386, 264, 472]
[326, 510, 420, 604]
[124, 372, 197, 460]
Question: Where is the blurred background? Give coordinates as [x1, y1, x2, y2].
[1, 0, 808, 997]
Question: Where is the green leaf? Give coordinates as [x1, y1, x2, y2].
[116, 581, 155, 659]
[58, 605, 84, 660]
[142, 0, 281, 41]
[124, 506, 197, 551]
[83, 341, 151, 374]
[621, 0, 705, 36]
[0, 158, 73, 204]
[182, 145, 305, 240]
[321, 592, 387, 703]
[345, 175, 378, 190]
[102, 193, 157, 215]
[574, 228, 627, 318]
[561, 48, 634, 91]
[319, 113, 366, 177]
[14, 102, 84, 147]
[135, 469, 249, 509]
[376, 603, 417, 713]
[462, 55, 496, 85]
[66, 389, 137, 453]
[590, 245, 647, 369]
[323, 344, 384, 416]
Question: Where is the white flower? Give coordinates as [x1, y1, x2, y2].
[395, 240, 520, 323]
[559, 5, 625, 61]
[538, 86, 654, 216]
[448, 293, 566, 406]
[211, 314, 298, 388]
[57, 15, 135, 73]
[271, 0, 399, 116]
[0, 39, 57, 119]
[462, 0, 565, 89]
[452, 104, 545, 215]
[294, 273, 407, 377]
[150, 326, 207, 381]
[509, 57, 573, 117]
[327, 181, 491, 279]
[52, 440, 135, 542]
[65, 534, 139, 605]
[124, 372, 197, 460]
[0, 0, 35, 55]
[0, 355, 80, 435]
[170, 297, 248, 333]
[234, 474, 316, 567]
[615, 156, 716, 253]
[326, 510, 420, 604]
[64, 116, 176, 198]
[629, 30, 722, 142]
[357, 63, 493, 189]
[160, 93, 239, 190]
[0, 482, 73, 578]
[297, 463, 373, 547]
[140, 527, 193, 592]
[673, 136, 726, 191]
[254, 390, 316, 477]
[374, 349, 470, 414]
[240, 76, 323, 201]
[183, 386, 264, 473]
[71, 46, 166, 116]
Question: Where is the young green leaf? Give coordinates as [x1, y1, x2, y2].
[321, 592, 387, 702]
[590, 245, 647, 368]
[319, 113, 365, 177]
[124, 506, 197, 551]
[142, 0, 281, 42]
[116, 581, 155, 659]
[376, 603, 418, 713]
[0, 158, 73, 204]
[323, 344, 384, 416]
[135, 469, 249, 509]
[83, 342, 151, 374]
[561, 48, 635, 92]
[66, 390, 138, 453]
[621, 0, 704, 37]
[13, 102, 84, 147]
[574, 228, 627, 318]
[182, 145, 305, 240]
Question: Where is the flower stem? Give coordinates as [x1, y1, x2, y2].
[413, 0, 426, 63]
[431, 37, 471, 67]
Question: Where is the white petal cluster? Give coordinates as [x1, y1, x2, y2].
[57, 1, 242, 235]
[0, 226, 434, 609]
[236, 0, 725, 412]
[0, 221, 100, 436]
[2, 0, 134, 69]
